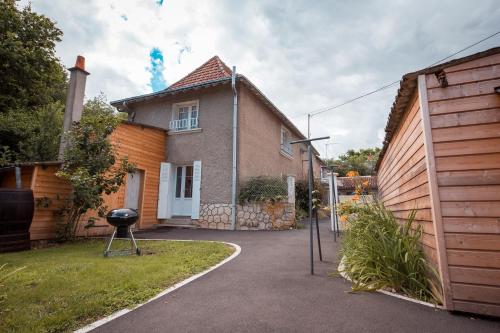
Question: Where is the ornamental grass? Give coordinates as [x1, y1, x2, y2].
[338, 201, 442, 304]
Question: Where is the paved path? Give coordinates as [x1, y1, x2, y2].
[94, 221, 500, 333]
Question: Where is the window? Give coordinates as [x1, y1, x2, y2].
[184, 166, 193, 198]
[175, 166, 183, 198]
[280, 127, 293, 156]
[170, 101, 199, 132]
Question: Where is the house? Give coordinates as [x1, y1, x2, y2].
[376, 47, 500, 317]
[111, 56, 324, 230]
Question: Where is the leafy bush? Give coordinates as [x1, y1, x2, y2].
[56, 95, 135, 240]
[239, 176, 287, 203]
[338, 201, 442, 304]
[295, 179, 323, 213]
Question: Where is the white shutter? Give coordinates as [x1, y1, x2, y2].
[157, 162, 172, 219]
[191, 160, 202, 219]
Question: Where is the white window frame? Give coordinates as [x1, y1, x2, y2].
[280, 126, 293, 157]
[170, 100, 200, 132]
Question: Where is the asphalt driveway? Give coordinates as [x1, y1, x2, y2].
[93, 221, 500, 333]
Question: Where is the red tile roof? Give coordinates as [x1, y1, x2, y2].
[337, 176, 378, 191]
[167, 56, 233, 90]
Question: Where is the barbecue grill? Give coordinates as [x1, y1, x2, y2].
[103, 208, 141, 257]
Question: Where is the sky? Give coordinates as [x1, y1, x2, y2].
[23, 0, 500, 158]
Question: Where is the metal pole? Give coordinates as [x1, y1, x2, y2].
[307, 114, 311, 139]
[290, 136, 329, 275]
[310, 155, 322, 262]
[315, 209, 323, 261]
[307, 144, 314, 274]
[230, 66, 238, 230]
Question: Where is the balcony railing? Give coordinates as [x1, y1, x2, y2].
[169, 118, 198, 132]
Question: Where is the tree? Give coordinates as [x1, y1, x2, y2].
[0, 0, 66, 164]
[55, 95, 135, 239]
[325, 147, 381, 176]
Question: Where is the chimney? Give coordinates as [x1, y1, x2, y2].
[58, 55, 90, 159]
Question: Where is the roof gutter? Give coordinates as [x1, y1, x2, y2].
[231, 66, 238, 230]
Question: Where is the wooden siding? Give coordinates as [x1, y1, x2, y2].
[426, 53, 500, 316]
[74, 122, 166, 235]
[377, 93, 439, 270]
[8, 123, 167, 241]
[107, 123, 166, 229]
[30, 164, 72, 240]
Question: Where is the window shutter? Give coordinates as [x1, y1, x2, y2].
[157, 162, 172, 219]
[191, 161, 202, 219]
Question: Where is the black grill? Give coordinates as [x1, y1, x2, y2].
[104, 208, 141, 256]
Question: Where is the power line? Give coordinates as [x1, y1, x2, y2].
[306, 30, 500, 117]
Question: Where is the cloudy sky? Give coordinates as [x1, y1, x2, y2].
[24, 0, 500, 157]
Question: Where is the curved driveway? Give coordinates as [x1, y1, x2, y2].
[93, 222, 500, 333]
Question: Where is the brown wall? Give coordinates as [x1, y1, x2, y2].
[377, 94, 438, 269]
[0, 123, 167, 241]
[238, 84, 309, 182]
[31, 164, 73, 240]
[424, 53, 500, 316]
[92, 122, 167, 230]
[127, 85, 233, 204]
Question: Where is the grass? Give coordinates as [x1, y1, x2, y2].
[0, 239, 234, 333]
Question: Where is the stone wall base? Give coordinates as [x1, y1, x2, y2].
[195, 201, 295, 231]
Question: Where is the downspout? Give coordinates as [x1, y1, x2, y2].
[231, 66, 238, 230]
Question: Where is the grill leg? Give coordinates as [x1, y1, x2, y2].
[104, 228, 117, 257]
[129, 228, 141, 256]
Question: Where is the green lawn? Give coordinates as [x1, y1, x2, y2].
[0, 239, 234, 332]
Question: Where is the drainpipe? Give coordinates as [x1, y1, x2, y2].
[231, 66, 238, 230]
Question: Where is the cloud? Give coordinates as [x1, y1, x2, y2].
[148, 47, 167, 92]
[24, 0, 500, 156]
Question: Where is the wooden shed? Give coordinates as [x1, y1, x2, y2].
[376, 47, 500, 316]
[0, 122, 167, 240]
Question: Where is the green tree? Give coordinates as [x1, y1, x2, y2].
[325, 147, 381, 176]
[0, 0, 66, 163]
[56, 95, 135, 239]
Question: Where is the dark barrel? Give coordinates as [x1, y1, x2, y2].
[0, 188, 34, 253]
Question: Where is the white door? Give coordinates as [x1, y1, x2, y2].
[172, 165, 193, 216]
[125, 170, 142, 210]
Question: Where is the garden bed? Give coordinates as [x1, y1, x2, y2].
[0, 239, 234, 332]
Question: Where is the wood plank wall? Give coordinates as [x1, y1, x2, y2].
[31, 164, 73, 240]
[23, 122, 166, 240]
[425, 53, 500, 316]
[74, 122, 166, 235]
[377, 94, 439, 270]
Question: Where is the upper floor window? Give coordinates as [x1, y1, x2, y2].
[280, 126, 293, 156]
[170, 101, 199, 132]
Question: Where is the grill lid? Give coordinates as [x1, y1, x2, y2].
[106, 208, 139, 227]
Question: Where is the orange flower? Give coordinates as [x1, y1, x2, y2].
[340, 215, 347, 222]
[362, 180, 370, 187]
[352, 194, 360, 201]
[346, 170, 359, 177]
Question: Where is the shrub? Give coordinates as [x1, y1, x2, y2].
[295, 179, 323, 213]
[239, 176, 287, 203]
[338, 201, 442, 304]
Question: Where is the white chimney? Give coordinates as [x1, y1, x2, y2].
[58, 55, 90, 159]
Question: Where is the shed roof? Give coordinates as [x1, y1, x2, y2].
[375, 46, 500, 171]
